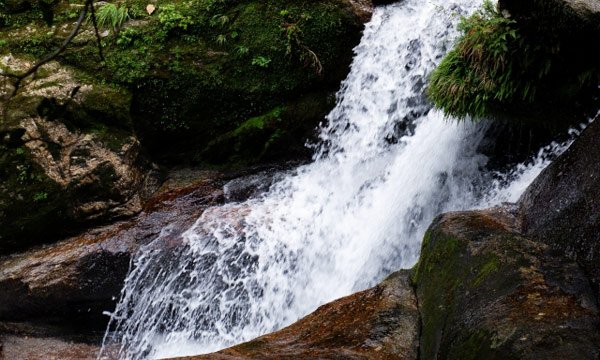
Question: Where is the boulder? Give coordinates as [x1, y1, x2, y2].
[520, 119, 600, 299]
[498, 0, 600, 86]
[173, 270, 419, 360]
[413, 208, 600, 360]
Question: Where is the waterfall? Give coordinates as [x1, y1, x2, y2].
[100, 1, 577, 358]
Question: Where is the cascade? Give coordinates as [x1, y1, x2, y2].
[100, 1, 576, 358]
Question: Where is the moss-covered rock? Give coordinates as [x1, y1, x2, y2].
[124, 0, 367, 164]
[0, 57, 155, 253]
[412, 208, 600, 359]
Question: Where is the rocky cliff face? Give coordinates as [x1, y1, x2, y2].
[1, 0, 373, 165]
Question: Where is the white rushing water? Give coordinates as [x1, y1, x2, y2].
[100, 1, 578, 359]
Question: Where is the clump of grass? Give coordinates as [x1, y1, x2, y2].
[427, 0, 551, 119]
[94, 3, 131, 33]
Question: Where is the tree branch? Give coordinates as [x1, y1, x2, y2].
[1, 0, 101, 99]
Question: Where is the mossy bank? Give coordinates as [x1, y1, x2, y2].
[1, 0, 370, 165]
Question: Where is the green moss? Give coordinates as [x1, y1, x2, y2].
[412, 216, 535, 359]
[201, 105, 286, 164]
[233, 106, 284, 135]
[412, 231, 467, 359]
[446, 330, 512, 360]
[472, 255, 500, 286]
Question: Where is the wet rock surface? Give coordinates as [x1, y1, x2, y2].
[174, 270, 419, 360]
[223, 168, 288, 203]
[413, 208, 600, 360]
[520, 119, 600, 300]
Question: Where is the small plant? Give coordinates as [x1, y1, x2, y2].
[280, 12, 323, 75]
[158, 4, 193, 35]
[33, 191, 49, 202]
[210, 14, 229, 27]
[94, 3, 130, 33]
[116, 27, 138, 46]
[251, 55, 271, 68]
[235, 45, 249, 57]
[215, 34, 227, 45]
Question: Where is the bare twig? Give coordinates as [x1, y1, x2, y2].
[90, 1, 105, 62]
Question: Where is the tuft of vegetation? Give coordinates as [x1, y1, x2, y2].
[94, 3, 131, 34]
[428, 1, 552, 119]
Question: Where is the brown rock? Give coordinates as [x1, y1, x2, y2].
[345, 0, 374, 22]
[0, 335, 100, 360]
[0, 58, 155, 254]
[172, 270, 419, 360]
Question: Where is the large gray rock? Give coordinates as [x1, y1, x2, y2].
[413, 208, 600, 360]
[520, 119, 600, 299]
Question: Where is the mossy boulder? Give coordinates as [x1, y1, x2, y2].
[412, 208, 600, 359]
[124, 0, 368, 164]
[0, 57, 155, 254]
